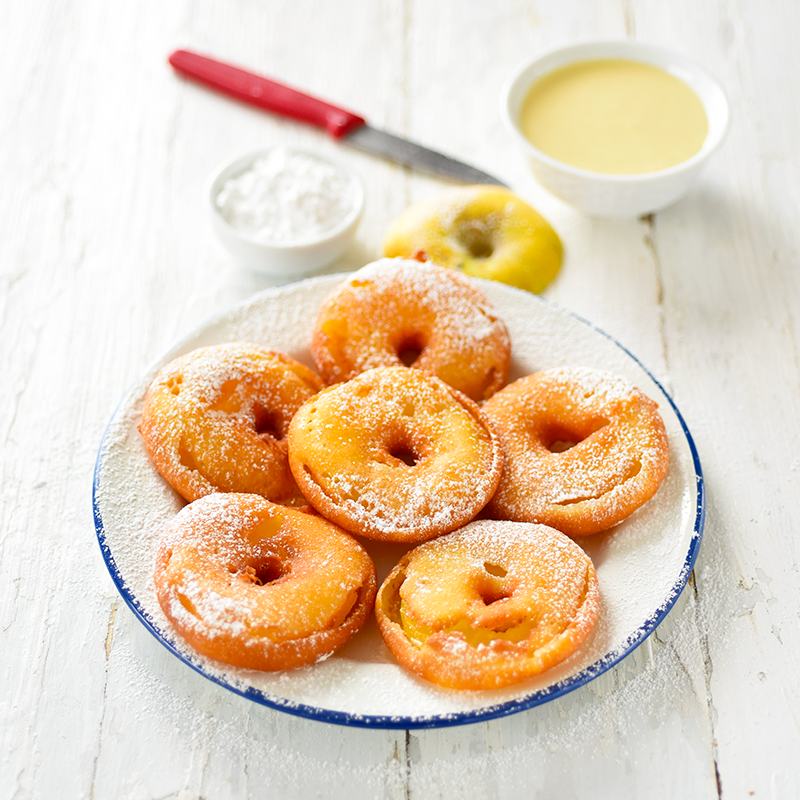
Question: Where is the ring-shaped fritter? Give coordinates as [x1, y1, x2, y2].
[288, 366, 503, 543]
[483, 366, 669, 535]
[154, 493, 377, 671]
[376, 519, 599, 690]
[139, 343, 323, 507]
[311, 258, 511, 402]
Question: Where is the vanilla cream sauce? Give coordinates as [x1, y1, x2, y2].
[519, 58, 708, 174]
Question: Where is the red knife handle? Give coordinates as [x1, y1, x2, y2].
[168, 49, 366, 139]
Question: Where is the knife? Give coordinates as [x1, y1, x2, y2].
[168, 49, 507, 187]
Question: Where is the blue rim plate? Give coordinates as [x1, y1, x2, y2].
[93, 274, 704, 729]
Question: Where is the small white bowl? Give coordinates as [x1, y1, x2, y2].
[206, 147, 364, 276]
[501, 40, 730, 217]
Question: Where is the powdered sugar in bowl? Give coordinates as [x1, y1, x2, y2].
[207, 147, 364, 277]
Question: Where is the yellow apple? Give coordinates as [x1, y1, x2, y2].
[383, 186, 562, 294]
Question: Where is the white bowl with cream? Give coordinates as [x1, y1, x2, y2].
[207, 147, 364, 276]
[501, 41, 730, 217]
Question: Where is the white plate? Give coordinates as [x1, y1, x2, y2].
[93, 274, 704, 729]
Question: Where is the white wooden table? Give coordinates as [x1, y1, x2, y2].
[3, 1, 799, 797]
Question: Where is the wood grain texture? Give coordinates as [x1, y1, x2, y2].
[1, 0, 798, 797]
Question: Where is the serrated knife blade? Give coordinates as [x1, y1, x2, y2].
[168, 49, 507, 187]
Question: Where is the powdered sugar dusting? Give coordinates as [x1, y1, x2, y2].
[93, 274, 702, 723]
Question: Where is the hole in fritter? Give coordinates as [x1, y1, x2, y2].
[397, 333, 426, 367]
[253, 402, 281, 440]
[544, 425, 579, 452]
[544, 420, 608, 453]
[457, 222, 494, 260]
[251, 554, 286, 586]
[399, 347, 421, 367]
[548, 440, 576, 453]
[478, 584, 510, 606]
[389, 446, 417, 467]
[483, 561, 507, 578]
